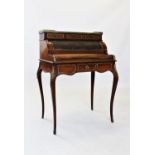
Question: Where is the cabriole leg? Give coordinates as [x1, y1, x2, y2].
[110, 65, 119, 123]
[37, 64, 45, 119]
[91, 71, 95, 110]
[50, 73, 57, 135]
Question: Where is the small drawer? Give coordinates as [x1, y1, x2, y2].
[96, 63, 112, 72]
[58, 64, 76, 75]
[77, 63, 96, 72]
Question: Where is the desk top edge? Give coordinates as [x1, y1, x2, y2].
[39, 29, 103, 35]
[39, 58, 116, 64]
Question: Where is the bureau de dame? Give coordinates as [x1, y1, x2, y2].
[37, 30, 119, 135]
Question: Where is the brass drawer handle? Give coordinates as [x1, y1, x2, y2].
[85, 65, 89, 70]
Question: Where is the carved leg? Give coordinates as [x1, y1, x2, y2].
[110, 65, 119, 123]
[50, 73, 57, 135]
[37, 64, 45, 119]
[91, 71, 95, 110]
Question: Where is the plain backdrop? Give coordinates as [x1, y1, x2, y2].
[24, 0, 130, 155]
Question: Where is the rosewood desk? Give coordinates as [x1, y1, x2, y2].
[37, 30, 119, 135]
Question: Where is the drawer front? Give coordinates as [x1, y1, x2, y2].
[58, 64, 76, 75]
[96, 63, 112, 72]
[77, 63, 96, 72]
[57, 63, 112, 75]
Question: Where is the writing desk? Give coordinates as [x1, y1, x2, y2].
[37, 30, 119, 135]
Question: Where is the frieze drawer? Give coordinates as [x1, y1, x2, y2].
[77, 64, 96, 72]
[97, 63, 112, 72]
[58, 64, 76, 75]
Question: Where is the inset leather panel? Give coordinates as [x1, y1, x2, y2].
[52, 41, 102, 50]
